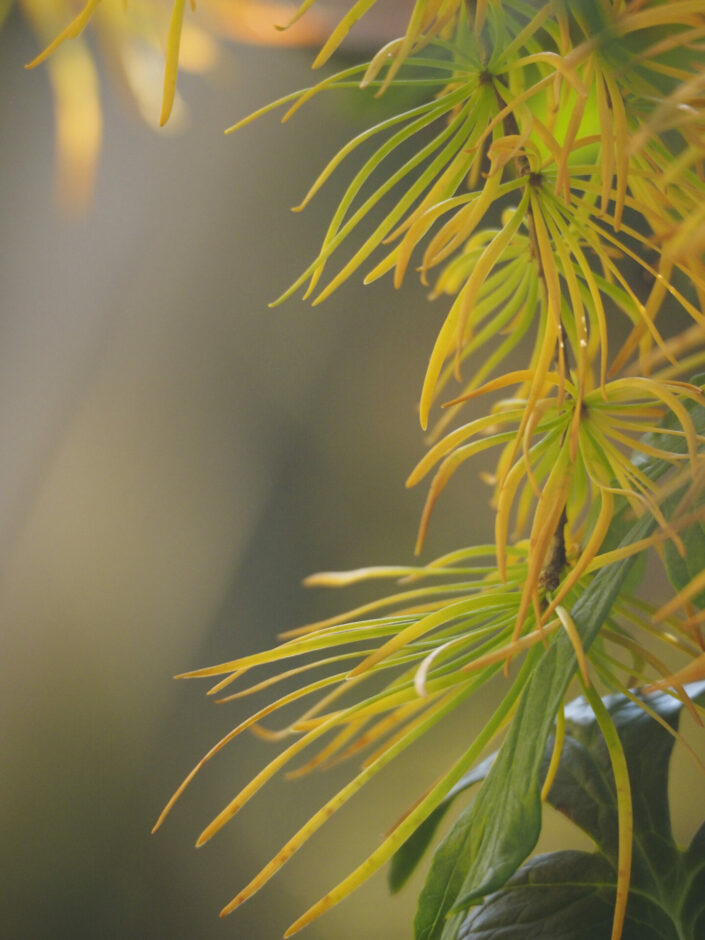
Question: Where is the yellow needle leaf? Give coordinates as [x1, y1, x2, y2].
[25, 0, 103, 69]
[642, 652, 705, 691]
[555, 606, 589, 686]
[152, 673, 341, 833]
[281, 656, 537, 935]
[540, 704, 565, 801]
[582, 682, 633, 940]
[160, 0, 187, 126]
[220, 684, 470, 918]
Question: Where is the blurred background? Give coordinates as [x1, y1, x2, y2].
[0, 3, 703, 939]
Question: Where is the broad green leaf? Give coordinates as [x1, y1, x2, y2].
[545, 689, 702, 881]
[681, 822, 705, 939]
[457, 684, 705, 940]
[457, 851, 676, 940]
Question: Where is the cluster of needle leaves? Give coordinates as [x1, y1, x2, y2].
[16, 0, 324, 206]
[28, 1, 705, 938]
